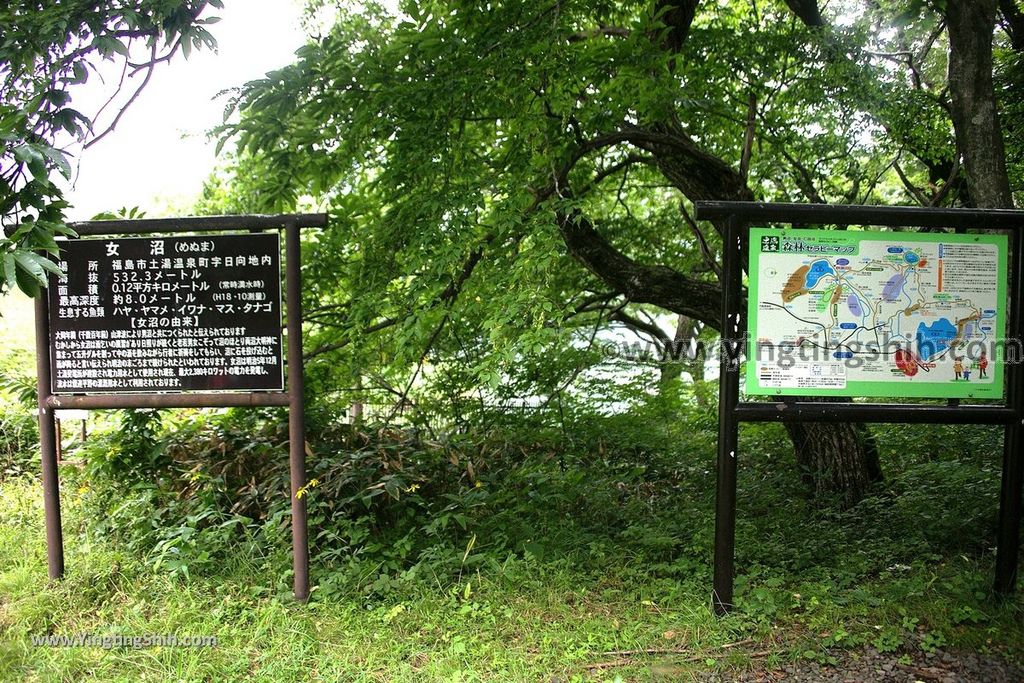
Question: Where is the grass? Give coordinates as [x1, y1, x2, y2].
[2, 421, 1023, 682]
[0, 477, 748, 682]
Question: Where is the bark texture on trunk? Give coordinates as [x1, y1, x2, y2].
[947, 0, 1015, 208]
[786, 420, 883, 508]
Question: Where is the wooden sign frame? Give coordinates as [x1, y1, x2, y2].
[694, 201, 1024, 615]
[34, 213, 326, 601]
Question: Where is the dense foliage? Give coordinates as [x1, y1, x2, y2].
[196, 0, 1020, 504]
[0, 0, 220, 295]
[53, 400, 1002, 596]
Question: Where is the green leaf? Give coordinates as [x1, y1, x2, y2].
[13, 250, 45, 281]
[13, 254, 41, 297]
[109, 38, 130, 57]
[12, 145, 40, 166]
[37, 257, 63, 277]
[38, 145, 72, 179]
[71, 61, 89, 84]
[14, 144, 49, 180]
[2, 252, 16, 291]
[49, 223, 79, 238]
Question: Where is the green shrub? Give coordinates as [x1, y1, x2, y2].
[61, 391, 1011, 617]
[0, 399, 37, 478]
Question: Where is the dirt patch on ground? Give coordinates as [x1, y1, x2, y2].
[697, 643, 1023, 682]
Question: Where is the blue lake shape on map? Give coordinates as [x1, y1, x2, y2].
[847, 294, 864, 317]
[882, 272, 907, 302]
[804, 259, 835, 289]
[916, 318, 957, 360]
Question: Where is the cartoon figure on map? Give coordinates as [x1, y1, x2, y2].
[954, 356, 963, 380]
[963, 358, 972, 382]
[979, 350, 989, 379]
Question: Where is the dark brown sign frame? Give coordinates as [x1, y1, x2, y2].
[693, 201, 1024, 616]
[33, 213, 326, 601]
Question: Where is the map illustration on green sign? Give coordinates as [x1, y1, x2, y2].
[747, 228, 1008, 399]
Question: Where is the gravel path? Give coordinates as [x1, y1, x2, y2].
[697, 643, 1023, 682]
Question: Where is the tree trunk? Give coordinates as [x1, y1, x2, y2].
[785, 418, 883, 508]
[946, 0, 1015, 208]
[657, 314, 697, 389]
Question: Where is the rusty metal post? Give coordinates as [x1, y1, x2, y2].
[996, 227, 1024, 596]
[285, 220, 310, 601]
[34, 290, 64, 580]
[55, 418, 63, 463]
[713, 215, 742, 615]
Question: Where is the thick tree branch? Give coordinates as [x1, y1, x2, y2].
[739, 92, 757, 180]
[611, 308, 672, 351]
[653, 1, 700, 54]
[783, 0, 824, 27]
[556, 209, 726, 330]
[627, 121, 755, 206]
[567, 27, 631, 42]
[547, 124, 745, 198]
[1000, 0, 1024, 50]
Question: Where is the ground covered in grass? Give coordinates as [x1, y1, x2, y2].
[2, 412, 1023, 681]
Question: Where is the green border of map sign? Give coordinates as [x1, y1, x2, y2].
[747, 228, 1008, 399]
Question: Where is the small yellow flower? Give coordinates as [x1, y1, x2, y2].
[296, 478, 319, 500]
[405, 483, 420, 493]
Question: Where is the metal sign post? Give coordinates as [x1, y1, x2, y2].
[32, 213, 325, 601]
[694, 202, 1024, 615]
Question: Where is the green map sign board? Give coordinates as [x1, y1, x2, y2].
[747, 229, 1008, 399]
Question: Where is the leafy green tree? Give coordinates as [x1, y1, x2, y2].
[0, 0, 220, 296]
[215, 0, 1018, 505]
